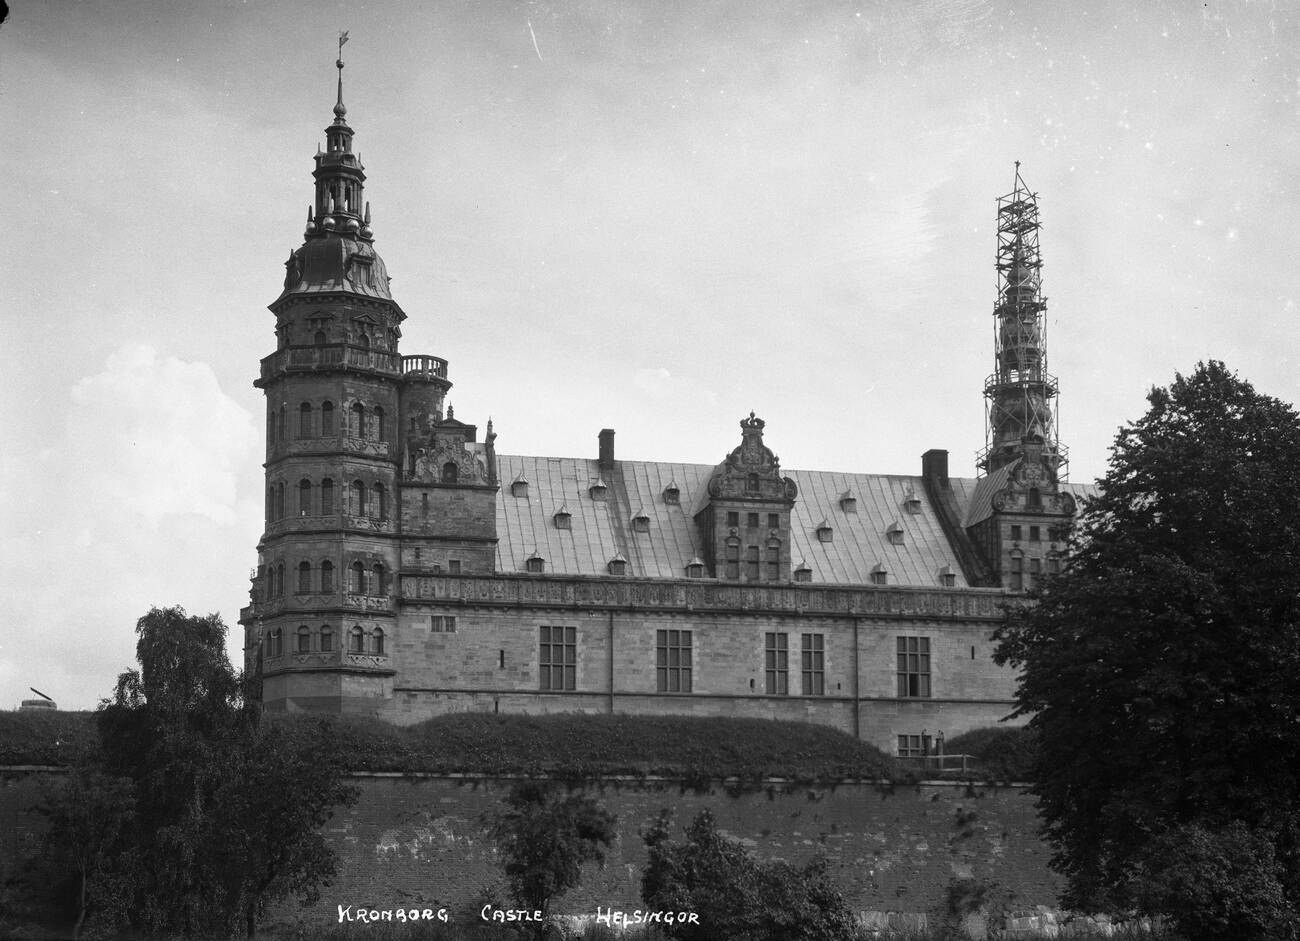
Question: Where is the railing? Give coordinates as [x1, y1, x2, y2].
[259, 344, 400, 381]
[896, 754, 974, 773]
[401, 354, 448, 380]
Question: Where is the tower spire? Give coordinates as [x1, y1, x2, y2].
[308, 33, 373, 241]
[978, 163, 1066, 478]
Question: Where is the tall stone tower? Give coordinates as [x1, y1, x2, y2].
[240, 50, 497, 713]
[966, 164, 1075, 590]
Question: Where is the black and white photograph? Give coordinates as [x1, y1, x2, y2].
[2, 2, 1298, 939]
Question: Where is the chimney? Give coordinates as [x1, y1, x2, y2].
[922, 449, 950, 489]
[598, 428, 615, 470]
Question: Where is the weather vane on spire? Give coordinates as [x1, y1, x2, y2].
[334, 31, 350, 120]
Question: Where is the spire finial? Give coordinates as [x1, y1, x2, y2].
[334, 31, 350, 121]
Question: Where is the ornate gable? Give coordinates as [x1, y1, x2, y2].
[412, 418, 491, 486]
[706, 413, 798, 502]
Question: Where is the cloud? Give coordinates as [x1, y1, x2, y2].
[68, 344, 255, 526]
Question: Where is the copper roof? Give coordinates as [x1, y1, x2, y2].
[492, 454, 1099, 588]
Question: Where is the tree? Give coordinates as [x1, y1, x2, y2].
[489, 780, 616, 937]
[83, 606, 356, 939]
[994, 362, 1300, 938]
[641, 809, 859, 941]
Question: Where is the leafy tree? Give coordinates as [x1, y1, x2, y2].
[994, 362, 1300, 936]
[641, 809, 859, 941]
[489, 780, 616, 937]
[64, 606, 358, 939]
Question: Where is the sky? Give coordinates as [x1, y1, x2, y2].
[1, 0, 1297, 710]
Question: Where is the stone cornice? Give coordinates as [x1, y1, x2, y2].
[400, 574, 1009, 620]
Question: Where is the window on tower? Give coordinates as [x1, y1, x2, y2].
[319, 625, 333, 652]
[297, 625, 311, 654]
[351, 480, 366, 516]
[372, 627, 385, 656]
[299, 480, 312, 516]
[373, 563, 388, 596]
[350, 402, 365, 438]
[321, 560, 334, 592]
[321, 401, 335, 435]
[351, 561, 365, 594]
[321, 478, 334, 514]
[299, 402, 312, 438]
[350, 626, 365, 653]
[297, 561, 311, 594]
[373, 406, 385, 442]
[373, 483, 387, 521]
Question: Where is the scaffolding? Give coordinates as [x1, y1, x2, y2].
[977, 163, 1068, 480]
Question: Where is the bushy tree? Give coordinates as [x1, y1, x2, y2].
[45, 606, 357, 939]
[994, 362, 1300, 936]
[641, 809, 859, 941]
[489, 780, 616, 937]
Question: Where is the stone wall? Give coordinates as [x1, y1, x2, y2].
[0, 769, 1061, 933]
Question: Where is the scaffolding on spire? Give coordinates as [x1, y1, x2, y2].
[977, 163, 1067, 479]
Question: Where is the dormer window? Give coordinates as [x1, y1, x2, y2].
[525, 553, 545, 574]
[793, 562, 812, 583]
[870, 563, 888, 586]
[816, 520, 833, 543]
[632, 510, 650, 533]
[746, 473, 760, 493]
[589, 478, 608, 500]
[685, 558, 706, 578]
[607, 555, 628, 576]
[886, 521, 905, 546]
[938, 565, 956, 587]
[903, 489, 922, 514]
[553, 507, 571, 530]
[839, 491, 857, 513]
[510, 475, 529, 498]
[441, 462, 458, 484]
[663, 483, 680, 505]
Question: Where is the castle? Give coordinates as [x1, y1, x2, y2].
[240, 58, 1089, 754]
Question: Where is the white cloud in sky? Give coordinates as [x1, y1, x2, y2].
[68, 344, 254, 526]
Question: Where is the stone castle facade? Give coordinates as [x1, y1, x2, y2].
[240, 64, 1087, 755]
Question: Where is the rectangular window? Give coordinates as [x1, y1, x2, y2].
[801, 633, 825, 695]
[896, 636, 932, 698]
[1010, 524, 1022, 541]
[448, 559, 461, 574]
[1029, 525, 1040, 542]
[897, 734, 926, 758]
[746, 546, 759, 580]
[764, 632, 788, 695]
[656, 629, 692, 693]
[431, 615, 457, 633]
[422, 492, 429, 518]
[767, 513, 779, 529]
[725, 542, 739, 580]
[726, 511, 739, 527]
[1010, 556, 1023, 591]
[747, 512, 760, 528]
[765, 545, 780, 582]
[539, 625, 576, 691]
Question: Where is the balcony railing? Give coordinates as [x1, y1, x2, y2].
[259, 344, 401, 382]
[401, 354, 449, 380]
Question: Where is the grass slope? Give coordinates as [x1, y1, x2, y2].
[1, 709, 898, 783]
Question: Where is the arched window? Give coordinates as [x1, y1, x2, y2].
[266, 486, 275, 523]
[319, 625, 333, 652]
[276, 563, 285, 597]
[276, 483, 286, 521]
[297, 561, 311, 594]
[359, 333, 371, 350]
[373, 406, 385, 442]
[321, 401, 335, 435]
[321, 478, 334, 514]
[350, 626, 365, 653]
[278, 405, 286, 441]
[299, 402, 312, 438]
[350, 402, 365, 438]
[314, 330, 327, 346]
[372, 626, 385, 656]
[298, 479, 312, 516]
[297, 625, 311, 654]
[267, 411, 275, 447]
[351, 480, 366, 516]
[351, 561, 365, 594]
[374, 483, 387, 520]
[320, 560, 334, 592]
[373, 563, 387, 596]
[266, 628, 283, 658]
[441, 462, 458, 484]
